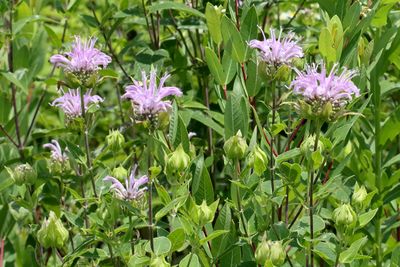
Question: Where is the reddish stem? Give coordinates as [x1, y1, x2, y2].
[261, 128, 278, 157]
[0, 238, 4, 267]
[285, 119, 306, 152]
[322, 160, 334, 184]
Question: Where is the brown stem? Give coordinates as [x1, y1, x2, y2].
[0, 125, 18, 147]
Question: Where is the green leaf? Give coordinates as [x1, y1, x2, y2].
[179, 253, 201, 267]
[200, 230, 229, 245]
[358, 208, 378, 227]
[276, 148, 301, 164]
[245, 61, 262, 97]
[319, 28, 336, 63]
[205, 3, 222, 44]
[191, 111, 224, 136]
[380, 105, 400, 146]
[222, 52, 237, 85]
[98, 69, 119, 79]
[314, 241, 336, 265]
[221, 16, 246, 63]
[240, 6, 258, 59]
[1, 72, 26, 91]
[148, 2, 205, 18]
[371, 3, 395, 27]
[145, 236, 172, 256]
[44, 25, 62, 48]
[192, 155, 214, 205]
[224, 92, 249, 139]
[168, 228, 186, 252]
[155, 195, 187, 221]
[279, 162, 301, 182]
[205, 47, 225, 86]
[339, 236, 368, 263]
[169, 102, 190, 152]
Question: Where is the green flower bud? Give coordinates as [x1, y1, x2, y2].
[150, 256, 170, 267]
[255, 240, 270, 265]
[300, 134, 324, 155]
[167, 144, 190, 172]
[112, 166, 128, 181]
[6, 163, 37, 186]
[352, 184, 368, 209]
[106, 130, 125, 152]
[249, 145, 268, 176]
[274, 64, 291, 82]
[333, 204, 357, 227]
[197, 200, 214, 226]
[37, 211, 68, 249]
[270, 241, 286, 266]
[149, 165, 162, 179]
[223, 131, 248, 160]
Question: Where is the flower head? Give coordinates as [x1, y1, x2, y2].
[291, 63, 359, 106]
[248, 27, 303, 66]
[51, 88, 103, 118]
[50, 36, 111, 73]
[123, 70, 182, 117]
[103, 165, 148, 201]
[43, 140, 68, 162]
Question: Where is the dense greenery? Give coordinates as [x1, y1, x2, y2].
[0, 0, 400, 266]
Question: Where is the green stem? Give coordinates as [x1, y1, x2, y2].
[234, 161, 249, 238]
[309, 121, 321, 267]
[270, 81, 276, 223]
[147, 136, 154, 252]
[373, 72, 382, 267]
[79, 88, 98, 198]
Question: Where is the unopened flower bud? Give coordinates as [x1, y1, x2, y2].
[224, 131, 248, 160]
[255, 240, 270, 265]
[300, 134, 324, 155]
[150, 256, 170, 267]
[112, 166, 128, 181]
[274, 64, 291, 82]
[6, 163, 37, 186]
[167, 144, 190, 172]
[333, 204, 357, 227]
[106, 130, 125, 152]
[197, 200, 214, 226]
[249, 145, 268, 176]
[352, 184, 367, 209]
[37, 211, 68, 249]
[270, 241, 286, 266]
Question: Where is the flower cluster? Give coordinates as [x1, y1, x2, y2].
[51, 88, 103, 119]
[50, 36, 111, 74]
[103, 166, 148, 201]
[43, 140, 68, 163]
[123, 70, 182, 119]
[248, 27, 303, 66]
[291, 63, 359, 107]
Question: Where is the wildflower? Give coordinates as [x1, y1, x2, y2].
[51, 88, 103, 119]
[50, 36, 111, 74]
[248, 27, 303, 66]
[123, 70, 182, 118]
[103, 165, 148, 201]
[290, 63, 360, 121]
[43, 140, 68, 163]
[291, 63, 359, 106]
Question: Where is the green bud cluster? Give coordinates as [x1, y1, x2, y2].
[6, 163, 37, 186]
[255, 239, 286, 266]
[37, 211, 69, 249]
[224, 131, 248, 160]
[333, 203, 357, 228]
[248, 145, 268, 176]
[106, 130, 125, 152]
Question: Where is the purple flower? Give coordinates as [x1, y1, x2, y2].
[43, 140, 68, 162]
[50, 36, 111, 73]
[103, 166, 148, 201]
[248, 27, 303, 65]
[122, 70, 182, 116]
[290, 63, 360, 106]
[51, 89, 103, 118]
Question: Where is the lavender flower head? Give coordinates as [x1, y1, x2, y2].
[123, 70, 182, 117]
[248, 26, 303, 66]
[43, 140, 68, 163]
[50, 36, 111, 74]
[290, 63, 360, 107]
[103, 166, 148, 201]
[51, 89, 103, 118]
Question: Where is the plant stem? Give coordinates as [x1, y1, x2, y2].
[372, 72, 382, 267]
[308, 121, 321, 267]
[147, 136, 154, 252]
[270, 81, 276, 223]
[129, 214, 134, 254]
[79, 88, 98, 198]
[234, 160, 249, 238]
